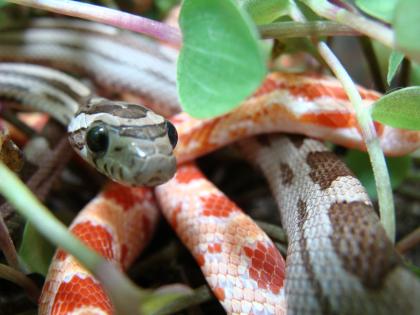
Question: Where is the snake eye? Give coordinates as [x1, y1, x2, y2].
[166, 121, 178, 148]
[86, 125, 109, 154]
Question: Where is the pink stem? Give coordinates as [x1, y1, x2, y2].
[8, 0, 182, 45]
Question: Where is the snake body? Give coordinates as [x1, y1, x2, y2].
[238, 134, 420, 314]
[1, 18, 420, 315]
[0, 18, 180, 115]
[39, 183, 158, 315]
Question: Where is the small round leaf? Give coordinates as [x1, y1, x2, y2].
[178, 0, 266, 118]
[372, 87, 420, 130]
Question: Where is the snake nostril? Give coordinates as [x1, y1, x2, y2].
[166, 121, 178, 148]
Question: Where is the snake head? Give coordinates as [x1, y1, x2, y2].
[67, 98, 177, 186]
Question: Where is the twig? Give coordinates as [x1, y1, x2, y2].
[0, 263, 40, 302]
[1, 110, 37, 138]
[0, 213, 20, 269]
[258, 21, 359, 39]
[302, 0, 394, 48]
[396, 226, 420, 254]
[318, 42, 396, 242]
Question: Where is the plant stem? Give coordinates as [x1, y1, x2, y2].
[7, 0, 182, 45]
[0, 263, 40, 302]
[396, 226, 420, 254]
[258, 21, 358, 39]
[0, 162, 101, 268]
[318, 42, 396, 242]
[0, 214, 20, 270]
[302, 0, 394, 48]
[0, 162, 143, 315]
[153, 285, 212, 315]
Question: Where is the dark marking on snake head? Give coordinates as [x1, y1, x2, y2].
[288, 134, 306, 148]
[279, 163, 294, 186]
[114, 146, 123, 152]
[82, 101, 148, 119]
[328, 201, 400, 290]
[256, 134, 272, 147]
[306, 151, 353, 190]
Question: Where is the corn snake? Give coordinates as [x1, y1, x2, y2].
[0, 18, 419, 315]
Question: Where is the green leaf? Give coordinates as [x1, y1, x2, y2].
[355, 0, 397, 23]
[394, 0, 420, 63]
[345, 150, 411, 200]
[372, 87, 420, 130]
[18, 223, 54, 276]
[387, 51, 404, 84]
[178, 0, 266, 118]
[237, 0, 290, 24]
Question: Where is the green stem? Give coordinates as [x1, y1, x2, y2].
[153, 286, 212, 315]
[258, 21, 358, 39]
[0, 162, 100, 268]
[302, 0, 395, 48]
[318, 42, 396, 242]
[0, 162, 143, 314]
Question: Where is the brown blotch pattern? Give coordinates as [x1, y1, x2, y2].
[328, 201, 400, 289]
[306, 151, 353, 190]
[279, 163, 294, 186]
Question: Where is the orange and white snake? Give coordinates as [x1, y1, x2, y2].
[0, 18, 419, 315]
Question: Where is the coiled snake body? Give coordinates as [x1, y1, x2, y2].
[1, 18, 420, 315]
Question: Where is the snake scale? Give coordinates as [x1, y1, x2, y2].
[0, 16, 419, 315]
